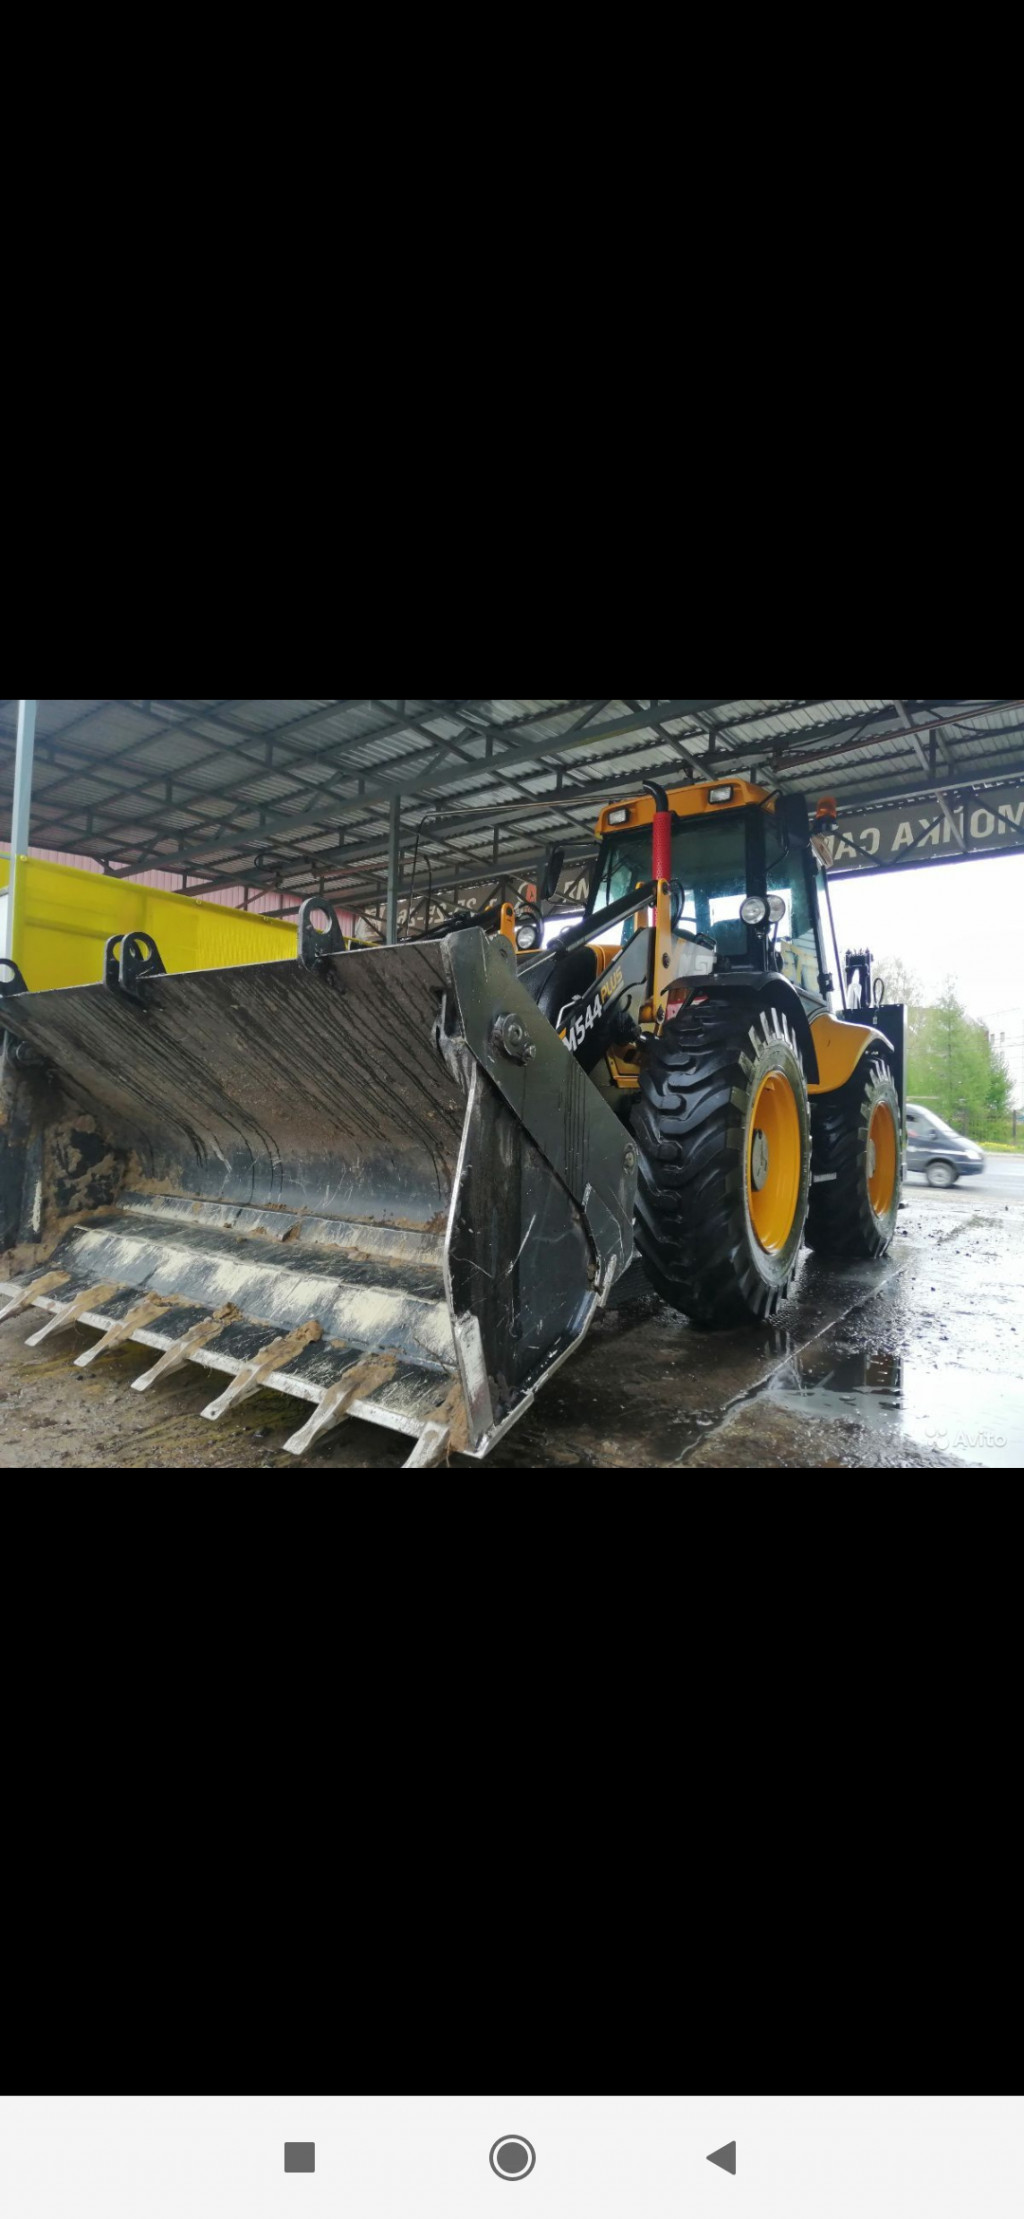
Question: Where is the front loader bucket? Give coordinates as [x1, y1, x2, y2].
[0, 928, 635, 1462]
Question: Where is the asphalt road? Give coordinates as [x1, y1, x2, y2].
[906, 1151, 1024, 1201]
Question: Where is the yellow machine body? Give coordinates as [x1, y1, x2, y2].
[0, 853, 297, 992]
[807, 1012, 895, 1094]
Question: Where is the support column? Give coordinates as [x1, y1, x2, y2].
[3, 697, 37, 961]
[386, 795, 400, 945]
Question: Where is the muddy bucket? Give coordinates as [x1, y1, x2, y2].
[0, 914, 636, 1463]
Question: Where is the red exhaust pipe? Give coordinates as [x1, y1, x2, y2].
[644, 781, 672, 884]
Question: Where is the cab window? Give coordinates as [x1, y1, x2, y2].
[766, 822, 819, 992]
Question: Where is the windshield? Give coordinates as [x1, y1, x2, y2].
[589, 815, 752, 957]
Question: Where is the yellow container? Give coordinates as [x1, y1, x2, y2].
[0, 853, 297, 993]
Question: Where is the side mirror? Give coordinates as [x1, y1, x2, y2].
[539, 844, 565, 902]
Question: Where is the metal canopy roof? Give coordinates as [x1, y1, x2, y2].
[3, 697, 1023, 923]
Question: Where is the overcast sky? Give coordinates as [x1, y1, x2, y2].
[829, 851, 1024, 1101]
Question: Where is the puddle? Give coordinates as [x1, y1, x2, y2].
[768, 1345, 1024, 1470]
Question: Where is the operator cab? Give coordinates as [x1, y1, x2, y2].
[585, 779, 830, 1008]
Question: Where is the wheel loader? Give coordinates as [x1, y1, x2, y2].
[521, 777, 904, 1323]
[0, 777, 903, 1465]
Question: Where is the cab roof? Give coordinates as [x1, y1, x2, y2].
[594, 778, 771, 837]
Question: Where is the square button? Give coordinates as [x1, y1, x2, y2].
[285, 2143, 315, 2173]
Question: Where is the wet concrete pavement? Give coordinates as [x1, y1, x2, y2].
[495, 1181, 1024, 1469]
[1, 1182, 1022, 1470]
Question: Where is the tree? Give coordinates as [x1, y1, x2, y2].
[874, 951, 927, 1094]
[909, 979, 1011, 1126]
[870, 957, 1014, 1136]
[873, 953, 921, 1006]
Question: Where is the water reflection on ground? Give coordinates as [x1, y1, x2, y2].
[769, 1342, 1023, 1469]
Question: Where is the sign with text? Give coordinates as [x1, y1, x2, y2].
[824, 783, 1024, 873]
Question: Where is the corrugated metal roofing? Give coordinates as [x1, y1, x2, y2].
[3, 697, 1023, 920]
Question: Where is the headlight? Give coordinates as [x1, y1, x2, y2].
[515, 921, 541, 951]
[740, 894, 769, 926]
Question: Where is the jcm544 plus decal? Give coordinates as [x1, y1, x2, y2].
[565, 989, 603, 1052]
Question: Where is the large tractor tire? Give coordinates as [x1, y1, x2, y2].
[805, 1054, 902, 1257]
[632, 998, 812, 1325]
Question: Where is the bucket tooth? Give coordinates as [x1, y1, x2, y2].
[131, 1304, 240, 1391]
[402, 1420, 452, 1468]
[25, 1282, 119, 1347]
[282, 1355, 398, 1457]
[201, 1319, 322, 1421]
[73, 1293, 175, 1368]
[0, 1269, 70, 1324]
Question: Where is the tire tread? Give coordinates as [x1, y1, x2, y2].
[805, 1054, 902, 1258]
[632, 998, 810, 1325]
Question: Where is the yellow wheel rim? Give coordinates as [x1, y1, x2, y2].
[747, 1071, 801, 1252]
[867, 1101, 898, 1216]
